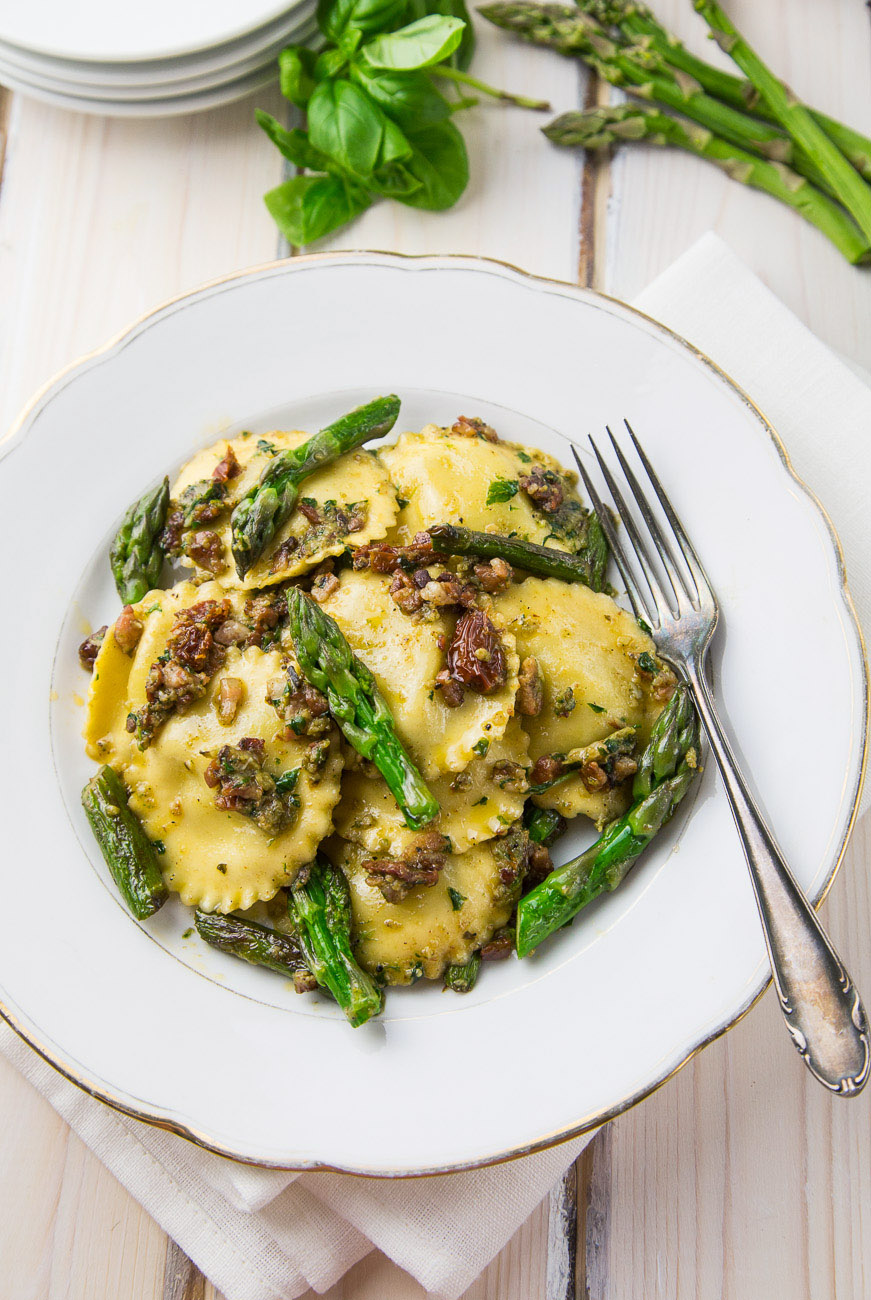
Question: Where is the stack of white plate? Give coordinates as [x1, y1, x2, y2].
[0, 0, 316, 117]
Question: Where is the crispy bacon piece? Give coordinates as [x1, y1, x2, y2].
[78, 626, 107, 671]
[451, 416, 499, 443]
[113, 606, 143, 654]
[515, 656, 543, 716]
[216, 677, 244, 725]
[520, 466, 564, 513]
[363, 850, 446, 903]
[186, 529, 226, 574]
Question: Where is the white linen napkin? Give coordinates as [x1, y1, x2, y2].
[3, 232, 869, 1300]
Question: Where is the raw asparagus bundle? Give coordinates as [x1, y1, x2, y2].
[286, 587, 439, 830]
[288, 858, 384, 1028]
[479, 4, 833, 192]
[576, 0, 871, 181]
[81, 765, 168, 919]
[544, 106, 871, 266]
[516, 685, 699, 957]
[693, 0, 871, 244]
[109, 477, 170, 605]
[479, 0, 871, 262]
[428, 520, 608, 591]
[230, 394, 401, 577]
[194, 909, 315, 990]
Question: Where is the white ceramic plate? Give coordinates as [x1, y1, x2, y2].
[0, 0, 303, 64]
[0, 60, 285, 117]
[0, 255, 864, 1175]
[0, 6, 314, 92]
[0, 18, 315, 104]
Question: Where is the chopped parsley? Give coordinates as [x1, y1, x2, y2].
[448, 887, 466, 911]
[637, 651, 658, 674]
[588, 702, 606, 714]
[516, 450, 532, 463]
[472, 737, 490, 757]
[486, 478, 519, 505]
[637, 616, 652, 635]
[472, 796, 488, 806]
[275, 769, 300, 795]
[182, 927, 194, 939]
[257, 438, 277, 454]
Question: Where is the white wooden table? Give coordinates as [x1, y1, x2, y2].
[1, 1, 870, 1295]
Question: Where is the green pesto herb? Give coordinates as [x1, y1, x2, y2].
[275, 768, 301, 795]
[588, 702, 606, 714]
[472, 737, 490, 756]
[448, 887, 467, 911]
[637, 651, 658, 674]
[486, 478, 519, 505]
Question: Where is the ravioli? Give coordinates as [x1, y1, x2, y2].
[84, 580, 342, 912]
[381, 425, 585, 549]
[333, 718, 530, 856]
[495, 577, 663, 822]
[171, 429, 399, 588]
[319, 568, 520, 777]
[324, 834, 522, 983]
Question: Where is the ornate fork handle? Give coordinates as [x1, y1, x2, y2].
[684, 655, 870, 1094]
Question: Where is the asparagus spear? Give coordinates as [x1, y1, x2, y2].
[693, 0, 871, 245]
[577, 0, 871, 181]
[444, 953, 482, 992]
[81, 766, 168, 920]
[516, 686, 699, 957]
[288, 858, 384, 1027]
[478, 4, 836, 198]
[230, 395, 401, 578]
[286, 587, 439, 830]
[545, 105, 871, 265]
[428, 521, 609, 591]
[524, 804, 567, 846]
[109, 477, 170, 605]
[194, 909, 315, 990]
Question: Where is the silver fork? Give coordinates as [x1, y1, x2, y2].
[571, 422, 869, 1096]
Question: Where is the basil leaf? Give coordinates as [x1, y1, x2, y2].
[394, 120, 469, 209]
[308, 78, 412, 180]
[406, 0, 474, 69]
[361, 14, 464, 69]
[255, 111, 334, 171]
[367, 159, 424, 199]
[278, 46, 318, 106]
[314, 47, 349, 79]
[349, 65, 451, 126]
[317, 0, 408, 41]
[264, 175, 372, 245]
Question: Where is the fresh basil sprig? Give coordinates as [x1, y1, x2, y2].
[258, 0, 546, 246]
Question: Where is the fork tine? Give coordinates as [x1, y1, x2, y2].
[606, 428, 692, 614]
[624, 420, 711, 604]
[589, 436, 676, 626]
[570, 445, 649, 624]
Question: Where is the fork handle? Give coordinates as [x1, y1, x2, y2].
[683, 656, 869, 1094]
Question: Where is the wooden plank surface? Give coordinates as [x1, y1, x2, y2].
[0, 1, 870, 1295]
